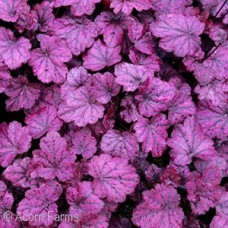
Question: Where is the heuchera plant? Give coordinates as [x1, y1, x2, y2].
[0, 0, 227, 227]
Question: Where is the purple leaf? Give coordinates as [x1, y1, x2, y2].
[186, 171, 224, 214]
[17, 181, 62, 226]
[120, 96, 140, 123]
[53, 16, 98, 56]
[195, 80, 228, 110]
[88, 154, 139, 203]
[54, 0, 75, 6]
[4, 157, 40, 188]
[71, 0, 101, 16]
[61, 66, 92, 100]
[114, 63, 152, 92]
[151, 0, 192, 16]
[100, 129, 139, 161]
[59, 214, 109, 228]
[135, 77, 176, 117]
[39, 85, 62, 109]
[83, 39, 121, 71]
[29, 34, 72, 83]
[129, 49, 161, 72]
[0, 187, 20, 228]
[134, 115, 169, 156]
[197, 107, 228, 140]
[30, 1, 54, 32]
[168, 116, 217, 166]
[128, 21, 155, 55]
[0, 181, 7, 198]
[200, 40, 228, 80]
[31, 131, 76, 181]
[93, 72, 120, 104]
[0, 0, 27, 22]
[210, 215, 228, 228]
[0, 59, 11, 93]
[95, 12, 127, 47]
[110, 0, 152, 15]
[5, 76, 41, 111]
[0, 27, 31, 69]
[215, 192, 228, 217]
[168, 83, 196, 124]
[66, 181, 104, 221]
[0, 121, 31, 167]
[58, 86, 105, 127]
[150, 14, 205, 57]
[25, 105, 63, 139]
[193, 64, 215, 86]
[71, 128, 97, 159]
[132, 184, 184, 228]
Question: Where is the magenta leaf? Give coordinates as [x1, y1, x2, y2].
[95, 12, 127, 47]
[0, 184, 20, 228]
[168, 83, 196, 124]
[58, 86, 105, 127]
[17, 181, 62, 226]
[0, 59, 11, 93]
[93, 72, 120, 104]
[134, 115, 169, 156]
[0, 0, 227, 226]
[201, 0, 228, 17]
[168, 116, 217, 166]
[3, 157, 40, 188]
[38, 85, 62, 109]
[200, 42, 228, 80]
[128, 21, 155, 55]
[134, 33, 156, 55]
[88, 154, 139, 203]
[30, 1, 54, 32]
[150, 14, 205, 57]
[197, 107, 228, 140]
[5, 76, 41, 111]
[132, 184, 184, 228]
[83, 39, 121, 71]
[193, 64, 215, 86]
[71, 0, 101, 16]
[0, 0, 26, 22]
[120, 96, 140, 123]
[195, 80, 228, 110]
[0, 191, 14, 210]
[186, 171, 225, 214]
[151, 0, 192, 16]
[135, 77, 176, 117]
[129, 49, 161, 72]
[0, 121, 31, 167]
[100, 129, 139, 161]
[29, 34, 72, 83]
[215, 192, 228, 217]
[59, 213, 109, 228]
[0, 181, 7, 197]
[25, 105, 63, 139]
[66, 181, 104, 221]
[54, 0, 75, 6]
[114, 63, 152, 92]
[210, 215, 228, 228]
[53, 16, 98, 56]
[110, 0, 152, 15]
[0, 27, 31, 69]
[71, 128, 97, 159]
[31, 131, 76, 181]
[61, 66, 92, 100]
[145, 164, 162, 184]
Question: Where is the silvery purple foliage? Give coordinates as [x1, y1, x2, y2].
[0, 0, 227, 227]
